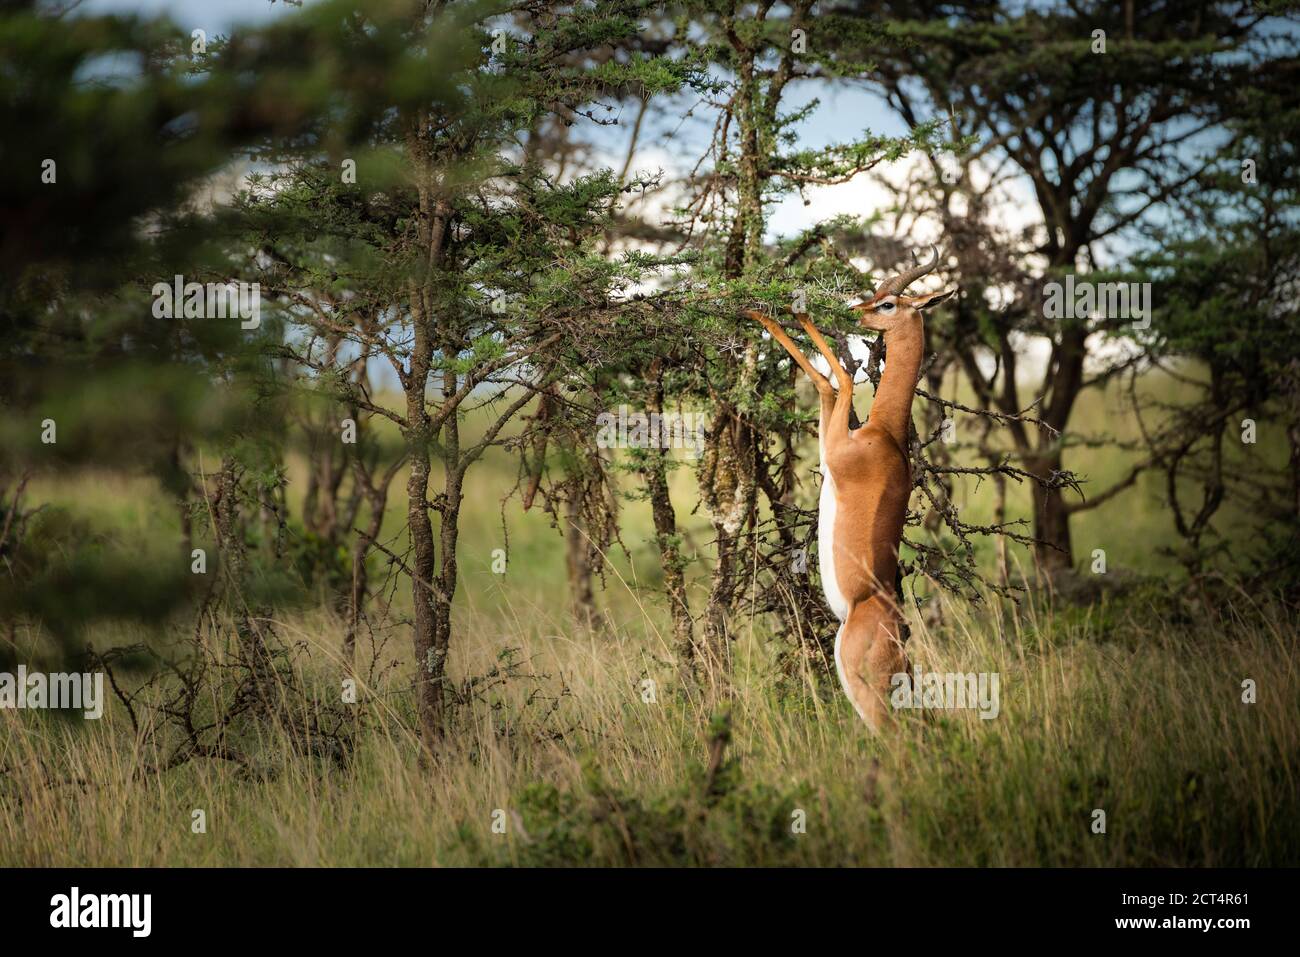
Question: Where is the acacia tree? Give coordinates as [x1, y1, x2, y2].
[232, 0, 691, 754]
[1132, 72, 1300, 581]
[830, 0, 1294, 572]
[630, 1, 946, 675]
[514, 4, 1009, 677]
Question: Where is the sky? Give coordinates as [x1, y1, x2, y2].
[80, 0, 293, 26]
[77, 0, 924, 245]
[71, 0, 1288, 261]
[74, 0, 1040, 384]
[81, 0, 1222, 385]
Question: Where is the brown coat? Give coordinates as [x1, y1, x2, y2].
[749, 281, 952, 728]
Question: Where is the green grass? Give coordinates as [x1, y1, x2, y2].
[2, 580, 1295, 866]
[2, 366, 1296, 866]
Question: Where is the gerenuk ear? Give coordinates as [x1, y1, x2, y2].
[911, 287, 957, 310]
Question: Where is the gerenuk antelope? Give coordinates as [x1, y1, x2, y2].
[748, 248, 954, 729]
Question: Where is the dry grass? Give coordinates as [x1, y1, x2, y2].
[3, 576, 1296, 866]
[3, 369, 1295, 866]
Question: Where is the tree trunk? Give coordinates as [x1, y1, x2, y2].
[1030, 467, 1074, 574]
[563, 487, 597, 629]
[643, 372, 693, 663]
[344, 484, 387, 669]
[701, 525, 740, 672]
[213, 456, 246, 601]
[405, 424, 441, 752]
[404, 190, 450, 759]
[992, 471, 1009, 586]
[428, 384, 464, 746]
[647, 457, 693, 663]
[698, 397, 757, 681]
[213, 455, 271, 698]
[1032, 319, 1087, 573]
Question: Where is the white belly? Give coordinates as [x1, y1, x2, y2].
[817, 445, 849, 623]
[833, 622, 866, 721]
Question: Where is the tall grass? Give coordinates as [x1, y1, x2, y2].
[3, 367, 1295, 865]
[3, 578, 1296, 866]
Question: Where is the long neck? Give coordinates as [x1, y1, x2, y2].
[870, 322, 925, 444]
